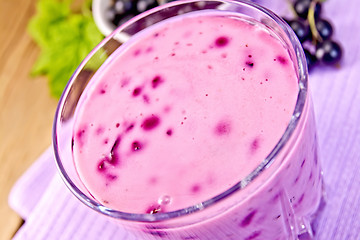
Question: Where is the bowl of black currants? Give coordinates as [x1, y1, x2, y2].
[92, 0, 176, 36]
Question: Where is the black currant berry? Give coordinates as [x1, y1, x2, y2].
[294, 0, 311, 18]
[114, 0, 137, 15]
[286, 19, 311, 43]
[106, 0, 140, 26]
[316, 19, 333, 40]
[105, 7, 117, 23]
[315, 40, 342, 65]
[303, 48, 318, 70]
[136, 0, 158, 13]
[294, 0, 322, 19]
[115, 13, 137, 27]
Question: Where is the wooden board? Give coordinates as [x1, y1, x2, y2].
[0, 0, 58, 239]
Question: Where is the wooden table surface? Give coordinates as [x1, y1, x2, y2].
[0, 0, 58, 239]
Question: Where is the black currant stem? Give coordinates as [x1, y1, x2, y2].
[308, 0, 328, 44]
[308, 0, 321, 44]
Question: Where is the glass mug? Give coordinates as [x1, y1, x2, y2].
[53, 0, 324, 239]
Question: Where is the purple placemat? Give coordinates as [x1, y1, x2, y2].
[9, 0, 360, 239]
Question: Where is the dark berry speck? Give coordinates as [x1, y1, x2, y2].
[142, 115, 160, 130]
[276, 55, 288, 65]
[132, 141, 142, 151]
[297, 193, 305, 204]
[191, 184, 201, 193]
[133, 49, 141, 56]
[240, 210, 257, 227]
[143, 94, 150, 104]
[133, 87, 142, 96]
[106, 174, 118, 181]
[246, 61, 254, 67]
[250, 137, 260, 153]
[301, 158, 306, 168]
[215, 36, 229, 47]
[151, 75, 164, 88]
[214, 120, 231, 136]
[97, 158, 107, 172]
[166, 129, 173, 136]
[244, 231, 261, 240]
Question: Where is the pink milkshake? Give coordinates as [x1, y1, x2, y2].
[54, 1, 323, 239]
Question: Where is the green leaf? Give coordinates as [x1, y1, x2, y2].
[28, 0, 71, 47]
[27, 0, 105, 99]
